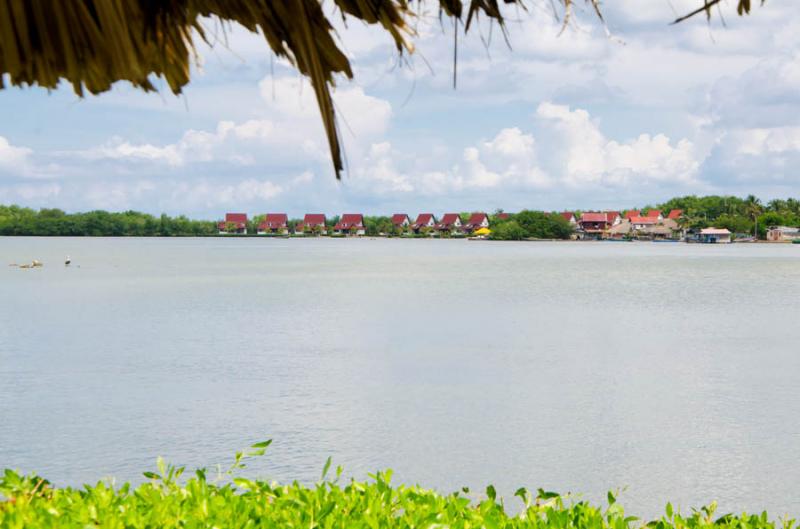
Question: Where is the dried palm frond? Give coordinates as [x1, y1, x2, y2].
[0, 1, 764, 179]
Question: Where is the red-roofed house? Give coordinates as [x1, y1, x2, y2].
[606, 211, 621, 226]
[560, 212, 577, 225]
[411, 213, 437, 234]
[436, 213, 463, 235]
[392, 214, 411, 228]
[334, 214, 366, 236]
[464, 212, 490, 232]
[496, 212, 511, 220]
[258, 213, 288, 235]
[630, 216, 658, 230]
[624, 210, 640, 220]
[295, 213, 327, 235]
[578, 212, 610, 238]
[218, 213, 248, 234]
[646, 209, 663, 220]
[667, 209, 684, 220]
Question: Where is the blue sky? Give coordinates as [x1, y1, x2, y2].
[1, 1, 799, 219]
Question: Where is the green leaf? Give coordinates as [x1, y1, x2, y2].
[666, 502, 674, 518]
[142, 471, 159, 480]
[608, 490, 616, 505]
[486, 485, 496, 501]
[321, 456, 332, 480]
[251, 440, 273, 449]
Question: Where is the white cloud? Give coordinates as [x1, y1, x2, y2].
[535, 102, 699, 186]
[0, 136, 32, 169]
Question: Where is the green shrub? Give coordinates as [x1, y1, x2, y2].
[1, 443, 792, 529]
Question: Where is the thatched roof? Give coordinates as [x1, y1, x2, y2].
[0, 0, 761, 179]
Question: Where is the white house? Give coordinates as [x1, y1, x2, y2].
[699, 227, 732, 244]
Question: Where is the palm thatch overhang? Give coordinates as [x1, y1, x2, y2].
[0, 0, 762, 179]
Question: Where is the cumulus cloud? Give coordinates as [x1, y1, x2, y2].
[0, 136, 32, 170]
[535, 102, 699, 186]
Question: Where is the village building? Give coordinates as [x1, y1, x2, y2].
[464, 212, 490, 232]
[560, 212, 578, 226]
[257, 213, 288, 235]
[411, 213, 437, 234]
[334, 214, 366, 236]
[295, 214, 327, 235]
[699, 227, 732, 244]
[391, 214, 411, 230]
[578, 212, 610, 238]
[218, 213, 248, 234]
[630, 216, 658, 231]
[436, 213, 463, 235]
[667, 209, 683, 220]
[624, 210, 640, 221]
[766, 226, 800, 242]
[605, 211, 622, 226]
[608, 220, 632, 238]
[646, 209, 664, 221]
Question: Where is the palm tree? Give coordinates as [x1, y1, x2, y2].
[744, 195, 764, 238]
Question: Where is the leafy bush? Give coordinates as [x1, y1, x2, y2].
[491, 220, 528, 240]
[1, 443, 793, 529]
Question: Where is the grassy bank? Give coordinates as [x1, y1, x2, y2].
[0, 442, 794, 529]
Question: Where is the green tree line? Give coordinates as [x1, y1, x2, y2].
[3, 195, 800, 238]
[0, 206, 218, 236]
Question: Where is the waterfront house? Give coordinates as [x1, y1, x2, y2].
[646, 209, 664, 221]
[766, 225, 800, 242]
[608, 220, 632, 238]
[295, 213, 327, 235]
[392, 214, 411, 229]
[218, 213, 248, 234]
[258, 213, 288, 235]
[630, 216, 658, 231]
[699, 227, 732, 244]
[578, 212, 609, 238]
[560, 212, 578, 226]
[464, 212, 490, 232]
[606, 211, 622, 226]
[667, 209, 684, 220]
[335, 214, 366, 235]
[411, 213, 437, 234]
[624, 210, 640, 221]
[436, 213, 463, 235]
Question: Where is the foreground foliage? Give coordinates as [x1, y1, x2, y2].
[0, 443, 795, 529]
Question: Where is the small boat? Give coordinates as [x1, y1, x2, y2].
[652, 239, 679, 243]
[604, 238, 632, 242]
[792, 239, 800, 244]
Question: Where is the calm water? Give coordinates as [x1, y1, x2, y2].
[1, 237, 799, 517]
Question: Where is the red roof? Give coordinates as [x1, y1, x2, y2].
[335, 214, 364, 230]
[259, 213, 288, 230]
[497, 213, 511, 220]
[412, 213, 436, 229]
[219, 213, 247, 229]
[630, 216, 657, 225]
[437, 213, 461, 228]
[667, 209, 683, 219]
[624, 210, 640, 220]
[605, 211, 621, 223]
[580, 212, 607, 223]
[465, 212, 489, 228]
[296, 214, 326, 231]
[560, 212, 575, 222]
[225, 213, 247, 223]
[646, 209, 662, 218]
[392, 214, 410, 226]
